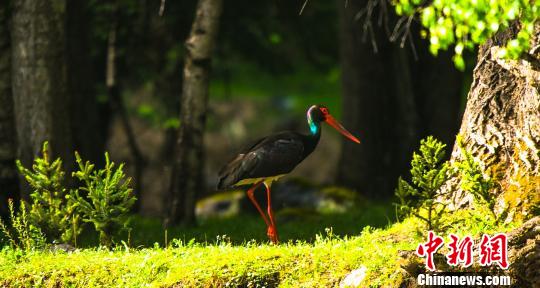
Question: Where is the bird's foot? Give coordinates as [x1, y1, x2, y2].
[267, 226, 279, 244]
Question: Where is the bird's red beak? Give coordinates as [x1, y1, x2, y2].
[324, 114, 361, 144]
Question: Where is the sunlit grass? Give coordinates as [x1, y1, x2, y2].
[78, 200, 394, 248]
[0, 220, 419, 287]
[0, 203, 517, 287]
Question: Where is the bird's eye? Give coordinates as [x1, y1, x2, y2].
[320, 107, 328, 114]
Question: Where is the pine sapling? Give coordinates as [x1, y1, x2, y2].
[395, 136, 451, 230]
[16, 142, 80, 244]
[72, 152, 136, 247]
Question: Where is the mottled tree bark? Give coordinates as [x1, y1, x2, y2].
[448, 22, 540, 220]
[336, 0, 463, 198]
[0, 1, 19, 218]
[165, 0, 223, 226]
[11, 0, 73, 198]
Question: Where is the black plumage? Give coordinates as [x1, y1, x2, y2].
[216, 105, 359, 244]
[217, 131, 320, 189]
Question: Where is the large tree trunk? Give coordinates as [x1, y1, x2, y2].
[0, 1, 19, 218]
[165, 0, 223, 226]
[67, 0, 108, 167]
[337, 0, 404, 198]
[11, 0, 73, 198]
[336, 0, 463, 198]
[449, 22, 540, 221]
[104, 3, 146, 213]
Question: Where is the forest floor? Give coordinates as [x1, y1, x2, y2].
[0, 202, 515, 287]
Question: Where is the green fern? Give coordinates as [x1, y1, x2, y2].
[16, 142, 80, 244]
[395, 136, 451, 230]
[72, 152, 136, 247]
[454, 136, 497, 221]
[0, 199, 46, 250]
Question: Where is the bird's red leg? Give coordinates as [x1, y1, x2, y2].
[246, 182, 272, 230]
[264, 182, 279, 244]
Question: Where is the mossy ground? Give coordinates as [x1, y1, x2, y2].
[0, 202, 518, 287]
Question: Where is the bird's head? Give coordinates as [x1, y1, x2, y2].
[307, 105, 361, 143]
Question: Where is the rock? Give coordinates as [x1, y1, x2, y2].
[506, 216, 540, 287]
[397, 216, 540, 288]
[272, 179, 357, 213]
[197, 179, 358, 219]
[195, 190, 244, 219]
[340, 266, 367, 288]
[49, 243, 76, 253]
[397, 250, 424, 276]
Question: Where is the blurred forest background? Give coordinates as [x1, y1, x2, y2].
[0, 0, 473, 223]
[0, 0, 538, 285]
[2, 0, 528, 228]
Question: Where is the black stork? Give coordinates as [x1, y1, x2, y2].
[217, 105, 360, 244]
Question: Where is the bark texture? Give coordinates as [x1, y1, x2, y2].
[0, 1, 19, 218]
[337, 0, 463, 198]
[11, 0, 73, 196]
[449, 22, 540, 221]
[11, 0, 73, 197]
[165, 0, 223, 226]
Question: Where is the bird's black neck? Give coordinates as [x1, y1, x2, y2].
[302, 121, 321, 158]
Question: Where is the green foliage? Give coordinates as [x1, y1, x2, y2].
[454, 136, 497, 220]
[0, 200, 46, 251]
[78, 200, 392, 248]
[72, 152, 136, 247]
[7, 143, 136, 249]
[15, 142, 80, 244]
[0, 217, 422, 287]
[135, 103, 180, 129]
[395, 136, 451, 230]
[394, 0, 539, 70]
[0, 209, 517, 287]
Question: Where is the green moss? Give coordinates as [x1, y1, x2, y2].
[502, 174, 540, 222]
[320, 186, 359, 203]
[0, 203, 516, 287]
[495, 141, 540, 222]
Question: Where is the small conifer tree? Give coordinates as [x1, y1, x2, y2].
[16, 142, 80, 244]
[395, 136, 451, 230]
[72, 152, 136, 247]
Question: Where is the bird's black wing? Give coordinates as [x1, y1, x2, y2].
[217, 136, 266, 177]
[217, 132, 305, 189]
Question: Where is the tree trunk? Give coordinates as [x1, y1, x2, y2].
[11, 0, 73, 198]
[67, 0, 108, 167]
[165, 0, 223, 226]
[449, 22, 540, 221]
[105, 5, 145, 213]
[0, 1, 19, 218]
[337, 0, 399, 198]
[336, 0, 463, 198]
